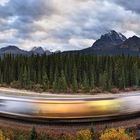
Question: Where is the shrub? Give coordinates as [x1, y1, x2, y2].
[99, 128, 135, 140]
[10, 81, 21, 88]
[76, 129, 93, 140]
[110, 88, 119, 93]
[0, 130, 5, 140]
[33, 84, 43, 92]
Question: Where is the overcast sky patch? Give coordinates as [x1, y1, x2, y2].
[0, 0, 139, 51]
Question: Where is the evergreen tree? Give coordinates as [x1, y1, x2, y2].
[58, 70, 68, 92]
[72, 73, 78, 92]
[53, 67, 59, 92]
[42, 72, 49, 90]
[90, 72, 95, 90]
[82, 72, 90, 92]
[118, 68, 125, 89]
[72, 65, 78, 92]
[0, 54, 140, 93]
[19, 66, 28, 87]
[30, 127, 37, 140]
[99, 71, 107, 90]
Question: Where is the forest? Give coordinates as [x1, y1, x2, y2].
[0, 53, 140, 93]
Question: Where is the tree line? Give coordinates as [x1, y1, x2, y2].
[0, 53, 140, 93]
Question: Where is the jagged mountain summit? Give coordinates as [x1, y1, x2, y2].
[79, 30, 140, 55]
[91, 30, 127, 50]
[31, 47, 45, 54]
[31, 47, 52, 55]
[83, 30, 127, 52]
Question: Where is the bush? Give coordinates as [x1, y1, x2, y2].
[100, 128, 135, 140]
[0, 130, 6, 140]
[33, 84, 43, 92]
[110, 88, 119, 93]
[10, 81, 21, 88]
[76, 129, 93, 140]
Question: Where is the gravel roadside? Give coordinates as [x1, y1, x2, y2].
[0, 87, 139, 98]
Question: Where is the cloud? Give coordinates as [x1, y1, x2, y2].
[69, 38, 94, 50]
[112, 0, 140, 14]
[46, 0, 140, 48]
[0, 0, 140, 51]
[0, 0, 8, 6]
[0, 0, 55, 19]
[0, 29, 17, 43]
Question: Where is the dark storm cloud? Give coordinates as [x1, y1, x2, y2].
[112, 0, 140, 14]
[0, 0, 54, 20]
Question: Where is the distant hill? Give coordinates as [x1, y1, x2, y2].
[0, 46, 28, 55]
[0, 46, 53, 56]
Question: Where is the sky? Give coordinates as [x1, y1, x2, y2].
[0, 0, 140, 51]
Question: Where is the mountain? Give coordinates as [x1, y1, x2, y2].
[118, 36, 140, 51]
[78, 30, 140, 55]
[31, 47, 52, 55]
[91, 30, 127, 50]
[0, 46, 28, 55]
[54, 50, 61, 54]
[45, 50, 52, 55]
[30, 47, 46, 55]
[0, 46, 52, 56]
[1, 30, 140, 56]
[81, 30, 127, 54]
[31, 47, 45, 54]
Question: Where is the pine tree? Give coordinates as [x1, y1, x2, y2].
[72, 73, 78, 92]
[82, 72, 90, 92]
[20, 66, 28, 88]
[90, 72, 95, 90]
[53, 67, 59, 92]
[99, 71, 107, 90]
[42, 72, 49, 90]
[118, 68, 125, 89]
[58, 70, 68, 92]
[30, 127, 37, 140]
[72, 65, 78, 92]
[132, 62, 139, 86]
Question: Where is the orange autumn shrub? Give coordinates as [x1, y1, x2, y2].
[76, 129, 93, 140]
[0, 130, 5, 140]
[100, 128, 135, 140]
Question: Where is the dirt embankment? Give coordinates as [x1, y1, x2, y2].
[0, 86, 139, 98]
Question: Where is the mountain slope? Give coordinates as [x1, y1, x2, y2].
[30, 47, 52, 55]
[0, 46, 28, 55]
[118, 36, 140, 51]
[91, 30, 127, 50]
[0, 46, 52, 56]
[78, 30, 140, 55]
[31, 47, 45, 54]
